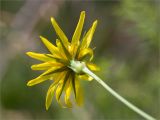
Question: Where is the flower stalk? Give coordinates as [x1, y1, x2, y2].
[70, 60, 156, 120]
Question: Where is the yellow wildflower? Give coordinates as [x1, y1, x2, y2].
[26, 11, 99, 110]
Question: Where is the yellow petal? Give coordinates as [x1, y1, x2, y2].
[40, 36, 60, 58]
[86, 63, 100, 71]
[78, 48, 93, 61]
[45, 82, 57, 110]
[55, 82, 62, 102]
[69, 44, 78, 59]
[27, 75, 50, 86]
[27, 66, 66, 86]
[51, 71, 66, 83]
[71, 73, 76, 98]
[65, 78, 72, 107]
[81, 20, 98, 49]
[31, 62, 62, 71]
[56, 72, 67, 102]
[55, 82, 64, 107]
[55, 72, 70, 107]
[26, 52, 53, 62]
[78, 74, 93, 81]
[51, 17, 69, 47]
[56, 39, 68, 60]
[75, 77, 83, 106]
[40, 66, 66, 77]
[72, 11, 85, 46]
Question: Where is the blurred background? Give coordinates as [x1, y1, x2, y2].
[0, 0, 159, 119]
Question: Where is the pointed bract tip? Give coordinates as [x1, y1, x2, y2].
[46, 104, 49, 110]
[26, 52, 31, 56]
[46, 107, 49, 111]
[50, 17, 55, 23]
[93, 20, 98, 25]
[27, 81, 32, 86]
[39, 35, 44, 39]
[31, 65, 35, 70]
[39, 35, 46, 43]
[81, 11, 85, 15]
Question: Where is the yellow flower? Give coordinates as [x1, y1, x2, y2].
[26, 11, 99, 110]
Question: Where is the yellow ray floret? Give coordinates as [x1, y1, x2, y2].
[72, 11, 85, 44]
[26, 11, 98, 110]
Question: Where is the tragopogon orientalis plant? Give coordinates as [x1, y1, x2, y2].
[26, 11, 156, 120]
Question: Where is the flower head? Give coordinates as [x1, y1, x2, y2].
[26, 11, 99, 110]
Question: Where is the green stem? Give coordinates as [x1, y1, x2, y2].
[82, 66, 156, 120]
